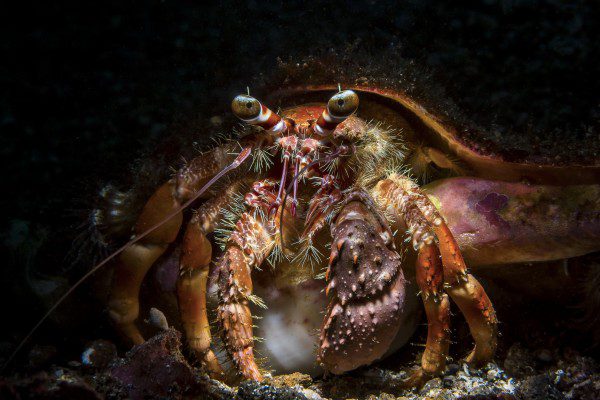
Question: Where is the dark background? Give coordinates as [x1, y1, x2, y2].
[1, 0, 599, 366]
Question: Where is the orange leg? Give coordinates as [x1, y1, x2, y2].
[416, 244, 451, 374]
[404, 243, 451, 387]
[408, 181, 498, 364]
[216, 244, 262, 381]
[108, 182, 183, 345]
[215, 181, 285, 381]
[176, 181, 245, 379]
[177, 216, 223, 379]
[373, 174, 497, 384]
[433, 220, 497, 364]
[107, 146, 244, 350]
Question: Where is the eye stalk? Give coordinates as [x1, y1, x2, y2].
[231, 94, 287, 134]
[314, 90, 359, 137]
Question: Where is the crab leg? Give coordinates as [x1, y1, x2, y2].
[107, 146, 247, 346]
[373, 174, 497, 379]
[410, 186, 498, 364]
[416, 244, 451, 374]
[176, 182, 245, 379]
[108, 182, 183, 345]
[216, 180, 290, 380]
[177, 218, 222, 377]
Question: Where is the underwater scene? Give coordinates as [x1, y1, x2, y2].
[1, 1, 599, 399]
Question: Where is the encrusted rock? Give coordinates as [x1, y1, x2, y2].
[110, 328, 204, 399]
[516, 373, 564, 400]
[0, 369, 102, 400]
[236, 380, 310, 400]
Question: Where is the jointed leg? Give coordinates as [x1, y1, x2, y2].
[411, 243, 451, 384]
[177, 216, 223, 378]
[418, 197, 497, 364]
[108, 149, 242, 350]
[177, 181, 246, 379]
[216, 180, 284, 381]
[108, 182, 183, 345]
[445, 274, 497, 365]
[217, 242, 262, 381]
[373, 174, 497, 381]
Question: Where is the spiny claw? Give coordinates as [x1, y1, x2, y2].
[320, 198, 406, 374]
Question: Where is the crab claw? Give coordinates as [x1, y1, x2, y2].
[319, 196, 406, 374]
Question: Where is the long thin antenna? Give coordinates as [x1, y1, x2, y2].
[1, 147, 252, 373]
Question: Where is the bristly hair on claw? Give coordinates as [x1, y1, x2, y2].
[352, 121, 407, 188]
[214, 191, 247, 250]
[292, 237, 324, 272]
[250, 146, 274, 173]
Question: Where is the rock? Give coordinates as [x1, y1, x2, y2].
[236, 380, 310, 400]
[445, 363, 460, 375]
[110, 328, 203, 399]
[0, 369, 102, 400]
[568, 373, 600, 400]
[81, 339, 117, 369]
[517, 373, 564, 400]
[554, 353, 600, 399]
[487, 369, 501, 380]
[148, 307, 169, 331]
[268, 372, 312, 388]
[443, 375, 455, 388]
[301, 388, 324, 400]
[419, 377, 442, 394]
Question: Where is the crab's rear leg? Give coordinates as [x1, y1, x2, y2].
[177, 221, 224, 378]
[176, 185, 245, 380]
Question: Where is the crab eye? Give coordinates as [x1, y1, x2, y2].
[231, 94, 262, 121]
[327, 90, 359, 118]
[231, 94, 287, 134]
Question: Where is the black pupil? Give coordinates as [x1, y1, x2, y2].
[246, 101, 253, 109]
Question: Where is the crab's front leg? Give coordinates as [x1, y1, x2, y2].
[176, 182, 246, 380]
[215, 180, 292, 381]
[106, 143, 251, 340]
[373, 174, 497, 385]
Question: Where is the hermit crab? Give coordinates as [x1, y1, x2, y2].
[11, 66, 599, 389]
[77, 73, 599, 389]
